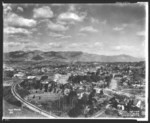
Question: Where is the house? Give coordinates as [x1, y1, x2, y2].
[41, 80, 49, 84]
[27, 76, 36, 79]
[4, 66, 14, 71]
[13, 72, 25, 78]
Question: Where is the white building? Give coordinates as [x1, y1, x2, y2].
[14, 72, 25, 78]
[27, 76, 36, 79]
[54, 73, 70, 84]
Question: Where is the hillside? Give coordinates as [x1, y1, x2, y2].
[3, 50, 144, 63]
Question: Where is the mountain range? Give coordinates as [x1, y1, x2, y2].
[3, 50, 144, 63]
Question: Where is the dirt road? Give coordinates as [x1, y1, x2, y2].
[109, 78, 118, 90]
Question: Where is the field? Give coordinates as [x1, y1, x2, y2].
[26, 92, 62, 103]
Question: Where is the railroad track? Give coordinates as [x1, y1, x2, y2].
[11, 82, 58, 118]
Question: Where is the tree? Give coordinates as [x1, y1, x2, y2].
[44, 84, 48, 92]
[5, 71, 14, 78]
[40, 75, 48, 81]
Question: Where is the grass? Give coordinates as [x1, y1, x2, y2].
[26, 93, 73, 117]
[27, 92, 62, 103]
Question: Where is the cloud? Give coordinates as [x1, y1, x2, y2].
[114, 46, 122, 50]
[94, 42, 103, 46]
[77, 33, 87, 36]
[68, 42, 103, 49]
[113, 27, 124, 31]
[6, 33, 35, 43]
[137, 2, 147, 6]
[37, 19, 68, 32]
[50, 4, 64, 6]
[68, 4, 76, 11]
[4, 13, 37, 27]
[67, 43, 84, 48]
[4, 41, 39, 52]
[113, 24, 127, 31]
[91, 18, 106, 25]
[17, 6, 24, 12]
[142, 41, 145, 47]
[60, 35, 72, 39]
[57, 5, 87, 25]
[33, 6, 53, 19]
[58, 12, 86, 22]
[136, 30, 145, 36]
[3, 3, 12, 14]
[49, 32, 71, 39]
[70, 43, 78, 47]
[101, 20, 107, 25]
[91, 17, 99, 24]
[48, 42, 62, 48]
[56, 19, 67, 25]
[4, 27, 32, 34]
[80, 26, 98, 32]
[4, 41, 22, 47]
[47, 21, 68, 31]
[115, 2, 135, 7]
[49, 32, 64, 38]
[112, 45, 135, 51]
[37, 32, 42, 36]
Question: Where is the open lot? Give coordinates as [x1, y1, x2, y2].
[26, 92, 63, 103]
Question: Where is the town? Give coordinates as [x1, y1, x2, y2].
[3, 61, 145, 118]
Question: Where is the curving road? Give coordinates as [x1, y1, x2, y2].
[104, 88, 145, 101]
[109, 78, 118, 90]
[11, 82, 57, 118]
[107, 78, 145, 101]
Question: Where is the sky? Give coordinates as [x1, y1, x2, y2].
[3, 3, 147, 58]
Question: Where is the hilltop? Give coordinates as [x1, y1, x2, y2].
[3, 50, 144, 63]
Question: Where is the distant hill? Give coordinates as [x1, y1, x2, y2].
[3, 50, 144, 63]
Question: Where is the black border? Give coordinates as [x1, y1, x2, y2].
[1, 0, 149, 123]
[2, 0, 149, 3]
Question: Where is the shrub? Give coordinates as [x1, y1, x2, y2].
[3, 86, 22, 107]
[16, 85, 30, 98]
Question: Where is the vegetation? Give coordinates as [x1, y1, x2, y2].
[3, 86, 22, 107]
[32, 55, 43, 60]
[4, 50, 144, 63]
[16, 84, 30, 98]
[68, 71, 112, 87]
[3, 70, 14, 78]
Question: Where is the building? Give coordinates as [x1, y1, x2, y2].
[27, 76, 36, 79]
[14, 72, 25, 78]
[54, 73, 70, 84]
